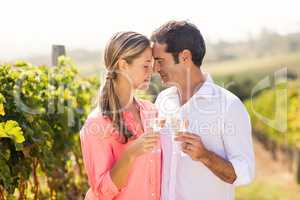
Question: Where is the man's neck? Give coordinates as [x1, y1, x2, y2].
[177, 68, 206, 105]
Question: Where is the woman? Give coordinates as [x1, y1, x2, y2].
[80, 32, 161, 200]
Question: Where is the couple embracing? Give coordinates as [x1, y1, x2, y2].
[80, 20, 255, 200]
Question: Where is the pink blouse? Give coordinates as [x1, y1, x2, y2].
[80, 98, 161, 200]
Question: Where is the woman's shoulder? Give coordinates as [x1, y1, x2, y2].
[85, 107, 112, 126]
[80, 108, 118, 141]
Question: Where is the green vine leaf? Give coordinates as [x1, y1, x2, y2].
[0, 93, 5, 116]
[0, 120, 25, 144]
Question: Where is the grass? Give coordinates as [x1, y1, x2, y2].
[236, 181, 299, 200]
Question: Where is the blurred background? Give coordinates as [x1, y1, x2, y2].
[0, 0, 300, 199]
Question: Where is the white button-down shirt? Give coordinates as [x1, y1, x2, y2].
[155, 73, 255, 200]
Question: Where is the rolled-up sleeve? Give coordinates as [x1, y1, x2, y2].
[80, 117, 120, 199]
[223, 98, 255, 186]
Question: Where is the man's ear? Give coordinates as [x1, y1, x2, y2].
[179, 49, 192, 64]
[118, 59, 129, 71]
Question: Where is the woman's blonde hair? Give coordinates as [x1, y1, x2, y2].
[99, 31, 150, 143]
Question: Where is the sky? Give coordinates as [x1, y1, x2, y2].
[0, 0, 300, 60]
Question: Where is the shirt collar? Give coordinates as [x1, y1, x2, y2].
[133, 96, 144, 110]
[170, 72, 216, 100]
[122, 96, 144, 118]
[193, 72, 217, 99]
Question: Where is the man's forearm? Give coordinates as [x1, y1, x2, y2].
[200, 150, 237, 184]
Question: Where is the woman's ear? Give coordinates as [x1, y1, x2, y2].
[118, 59, 129, 71]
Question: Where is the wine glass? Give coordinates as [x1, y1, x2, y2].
[168, 116, 189, 156]
[147, 117, 166, 153]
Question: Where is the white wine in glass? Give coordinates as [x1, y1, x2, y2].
[148, 117, 166, 153]
[169, 116, 189, 156]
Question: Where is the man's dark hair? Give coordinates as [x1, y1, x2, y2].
[151, 20, 206, 67]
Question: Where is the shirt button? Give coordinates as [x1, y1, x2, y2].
[151, 193, 155, 197]
[150, 177, 154, 184]
[150, 159, 153, 162]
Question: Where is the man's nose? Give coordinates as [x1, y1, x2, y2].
[153, 63, 160, 73]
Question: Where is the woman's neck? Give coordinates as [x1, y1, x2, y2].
[115, 78, 135, 111]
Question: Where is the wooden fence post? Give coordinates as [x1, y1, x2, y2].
[52, 45, 66, 66]
[296, 150, 300, 184]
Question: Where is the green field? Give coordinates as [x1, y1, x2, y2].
[206, 52, 300, 82]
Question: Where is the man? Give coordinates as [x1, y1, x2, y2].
[152, 21, 255, 200]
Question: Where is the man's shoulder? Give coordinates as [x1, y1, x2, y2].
[213, 84, 246, 111]
[215, 84, 240, 101]
[155, 87, 177, 103]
